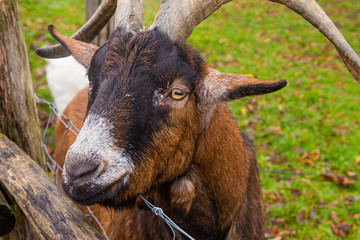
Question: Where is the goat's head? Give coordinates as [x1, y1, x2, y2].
[49, 24, 286, 206]
[37, 0, 360, 207]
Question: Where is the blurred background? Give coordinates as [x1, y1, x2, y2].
[19, 0, 360, 239]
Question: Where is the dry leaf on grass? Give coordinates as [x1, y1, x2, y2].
[320, 171, 356, 186]
[297, 210, 306, 223]
[329, 220, 352, 237]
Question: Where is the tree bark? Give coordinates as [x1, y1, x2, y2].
[0, 0, 45, 168]
[0, 135, 105, 240]
[1, 0, 46, 238]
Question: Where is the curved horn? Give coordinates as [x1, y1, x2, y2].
[270, 0, 360, 83]
[115, 0, 144, 34]
[47, 25, 99, 69]
[149, 0, 231, 46]
[150, 0, 360, 83]
[36, 0, 117, 58]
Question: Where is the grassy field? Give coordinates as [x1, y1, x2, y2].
[19, 0, 360, 239]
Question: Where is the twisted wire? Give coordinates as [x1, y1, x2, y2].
[139, 195, 195, 240]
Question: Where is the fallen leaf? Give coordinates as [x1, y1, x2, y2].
[278, 230, 291, 236]
[346, 166, 356, 177]
[330, 210, 338, 220]
[246, 104, 257, 114]
[309, 208, 316, 220]
[301, 178, 312, 185]
[294, 146, 303, 153]
[342, 177, 355, 186]
[267, 194, 278, 201]
[345, 196, 356, 205]
[271, 226, 280, 235]
[268, 126, 281, 133]
[353, 213, 360, 219]
[258, 100, 266, 106]
[278, 104, 284, 112]
[297, 210, 306, 223]
[329, 221, 338, 236]
[320, 171, 356, 187]
[296, 149, 320, 166]
[329, 220, 352, 237]
[324, 113, 332, 119]
[328, 200, 339, 207]
[276, 218, 285, 224]
[290, 188, 301, 197]
[321, 171, 336, 182]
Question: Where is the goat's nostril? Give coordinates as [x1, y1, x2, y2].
[66, 162, 99, 181]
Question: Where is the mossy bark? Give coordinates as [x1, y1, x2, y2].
[0, 0, 45, 167]
[0, 0, 45, 239]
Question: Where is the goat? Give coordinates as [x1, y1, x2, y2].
[37, 0, 360, 239]
[50, 26, 285, 239]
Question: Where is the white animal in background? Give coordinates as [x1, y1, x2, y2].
[45, 56, 88, 113]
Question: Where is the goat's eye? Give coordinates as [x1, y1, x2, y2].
[170, 89, 187, 100]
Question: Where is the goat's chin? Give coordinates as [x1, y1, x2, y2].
[61, 174, 131, 206]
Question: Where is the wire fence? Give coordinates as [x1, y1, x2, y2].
[35, 94, 194, 240]
[34, 92, 351, 239]
[35, 95, 118, 239]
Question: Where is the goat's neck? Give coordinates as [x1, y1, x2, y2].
[149, 104, 249, 239]
[118, 103, 263, 239]
[194, 103, 250, 232]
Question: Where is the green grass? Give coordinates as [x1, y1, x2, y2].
[19, 0, 360, 239]
[19, 0, 85, 100]
[19, 0, 85, 145]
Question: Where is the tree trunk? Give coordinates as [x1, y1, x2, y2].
[86, 0, 115, 46]
[0, 0, 44, 168]
[0, 0, 46, 239]
[0, 135, 105, 240]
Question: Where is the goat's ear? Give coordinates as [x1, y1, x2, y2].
[48, 25, 99, 69]
[198, 67, 287, 105]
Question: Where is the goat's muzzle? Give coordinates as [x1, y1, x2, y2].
[61, 143, 134, 205]
[65, 160, 99, 188]
[61, 157, 130, 206]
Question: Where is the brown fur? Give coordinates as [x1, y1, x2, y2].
[50, 29, 286, 239]
[55, 89, 265, 239]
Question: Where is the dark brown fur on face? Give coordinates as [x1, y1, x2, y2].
[56, 95, 265, 239]
[54, 27, 286, 239]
